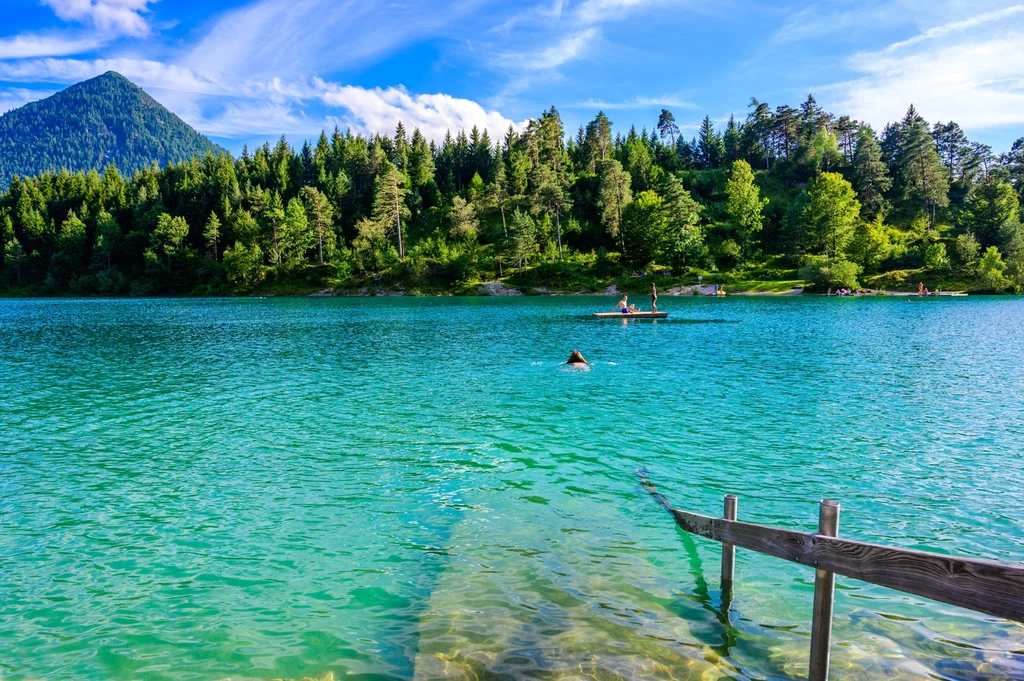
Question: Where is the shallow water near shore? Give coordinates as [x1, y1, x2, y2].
[1, 295, 1022, 681]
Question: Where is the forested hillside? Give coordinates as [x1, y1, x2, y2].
[0, 72, 223, 191]
[2, 94, 1023, 296]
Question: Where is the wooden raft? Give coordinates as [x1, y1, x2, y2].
[593, 311, 668, 319]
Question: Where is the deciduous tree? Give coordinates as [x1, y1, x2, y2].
[725, 160, 767, 259]
[803, 172, 860, 258]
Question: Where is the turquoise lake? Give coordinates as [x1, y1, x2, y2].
[1, 295, 1022, 681]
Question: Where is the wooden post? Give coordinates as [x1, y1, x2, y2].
[721, 495, 737, 584]
[809, 499, 840, 681]
[721, 494, 738, 615]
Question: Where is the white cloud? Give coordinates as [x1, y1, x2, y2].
[576, 0, 661, 24]
[491, 0, 567, 34]
[0, 57, 224, 94]
[769, 0, 1021, 46]
[567, 94, 697, 110]
[884, 4, 1024, 51]
[829, 9, 1024, 129]
[0, 32, 105, 59]
[165, 99, 313, 138]
[318, 81, 525, 142]
[41, 0, 156, 38]
[185, 0, 478, 84]
[500, 28, 598, 71]
[0, 87, 55, 114]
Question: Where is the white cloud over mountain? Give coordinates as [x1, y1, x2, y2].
[41, 0, 156, 38]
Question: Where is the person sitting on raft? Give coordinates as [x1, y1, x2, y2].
[616, 295, 632, 313]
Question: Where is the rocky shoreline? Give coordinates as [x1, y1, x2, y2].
[302, 282, 809, 297]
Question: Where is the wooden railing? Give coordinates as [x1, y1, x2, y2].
[639, 473, 1024, 681]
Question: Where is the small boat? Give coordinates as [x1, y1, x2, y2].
[593, 311, 668, 319]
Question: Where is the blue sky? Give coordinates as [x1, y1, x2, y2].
[2, 0, 1024, 154]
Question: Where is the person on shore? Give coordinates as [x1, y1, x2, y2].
[918, 281, 924, 296]
[650, 282, 658, 313]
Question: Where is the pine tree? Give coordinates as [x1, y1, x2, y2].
[696, 117, 724, 169]
[932, 121, 971, 181]
[661, 175, 704, 266]
[57, 210, 88, 269]
[280, 198, 313, 270]
[372, 160, 409, 259]
[597, 159, 632, 247]
[262, 191, 286, 266]
[508, 209, 537, 269]
[583, 112, 614, 172]
[962, 177, 1021, 248]
[746, 98, 775, 170]
[449, 196, 478, 241]
[203, 212, 221, 261]
[851, 126, 891, 219]
[5, 235, 26, 285]
[489, 151, 509, 237]
[900, 116, 949, 228]
[723, 115, 742, 165]
[150, 213, 189, 269]
[798, 94, 829, 142]
[656, 109, 679, 146]
[393, 122, 410, 173]
[1001, 137, 1024, 199]
[300, 187, 335, 264]
[93, 210, 120, 270]
[621, 190, 668, 267]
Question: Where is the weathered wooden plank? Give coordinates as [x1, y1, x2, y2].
[811, 535, 1024, 623]
[668, 508, 1024, 622]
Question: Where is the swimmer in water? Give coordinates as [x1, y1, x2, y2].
[566, 350, 588, 365]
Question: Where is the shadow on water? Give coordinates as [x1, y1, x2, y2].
[580, 317, 739, 324]
[636, 470, 745, 667]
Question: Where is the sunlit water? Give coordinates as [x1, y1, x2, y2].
[1, 295, 1022, 681]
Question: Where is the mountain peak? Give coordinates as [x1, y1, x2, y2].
[0, 73, 225, 189]
[93, 70, 134, 84]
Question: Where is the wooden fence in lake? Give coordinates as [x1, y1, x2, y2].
[639, 474, 1024, 681]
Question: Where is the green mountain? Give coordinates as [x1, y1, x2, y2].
[0, 71, 225, 189]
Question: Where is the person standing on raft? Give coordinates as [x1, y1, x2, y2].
[650, 283, 658, 313]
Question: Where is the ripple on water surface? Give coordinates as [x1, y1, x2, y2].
[0, 296, 1022, 681]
